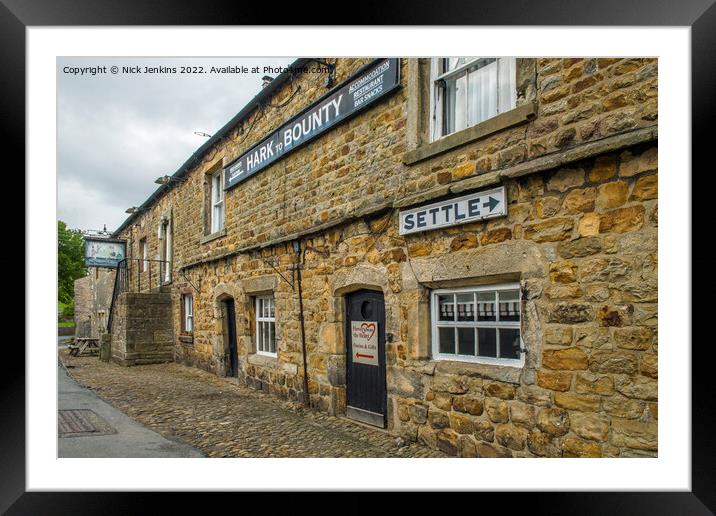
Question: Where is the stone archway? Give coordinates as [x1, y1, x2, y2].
[322, 264, 393, 417]
[212, 283, 241, 377]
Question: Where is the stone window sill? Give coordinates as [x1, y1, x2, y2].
[200, 228, 226, 245]
[179, 334, 194, 345]
[433, 359, 522, 385]
[248, 353, 278, 368]
[403, 102, 537, 165]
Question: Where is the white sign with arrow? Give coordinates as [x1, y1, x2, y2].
[399, 186, 507, 236]
[351, 320, 379, 366]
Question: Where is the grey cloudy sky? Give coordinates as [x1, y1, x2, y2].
[57, 57, 296, 232]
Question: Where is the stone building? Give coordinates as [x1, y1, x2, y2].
[105, 57, 658, 457]
[74, 267, 115, 338]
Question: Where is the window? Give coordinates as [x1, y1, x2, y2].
[431, 57, 516, 140]
[431, 283, 523, 365]
[97, 310, 106, 332]
[255, 296, 276, 356]
[140, 238, 148, 272]
[210, 169, 225, 233]
[159, 217, 172, 283]
[182, 293, 193, 333]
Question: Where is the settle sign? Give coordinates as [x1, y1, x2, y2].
[224, 58, 400, 190]
[399, 186, 507, 235]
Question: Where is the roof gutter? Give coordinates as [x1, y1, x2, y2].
[112, 57, 312, 237]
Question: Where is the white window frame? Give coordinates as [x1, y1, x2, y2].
[97, 310, 106, 333]
[140, 239, 148, 272]
[183, 293, 193, 333]
[430, 57, 517, 142]
[431, 282, 524, 367]
[159, 218, 172, 284]
[210, 169, 225, 233]
[255, 295, 277, 357]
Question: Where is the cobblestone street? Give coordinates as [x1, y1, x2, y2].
[59, 351, 446, 458]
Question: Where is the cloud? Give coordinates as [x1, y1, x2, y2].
[57, 56, 296, 231]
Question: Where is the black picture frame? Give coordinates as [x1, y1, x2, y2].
[7, 0, 709, 513]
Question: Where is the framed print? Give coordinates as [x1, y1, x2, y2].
[8, 0, 711, 513]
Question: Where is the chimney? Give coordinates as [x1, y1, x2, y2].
[261, 75, 274, 88]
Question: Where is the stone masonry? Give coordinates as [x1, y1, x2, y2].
[107, 57, 658, 457]
[111, 292, 175, 365]
[74, 267, 115, 337]
[74, 275, 92, 337]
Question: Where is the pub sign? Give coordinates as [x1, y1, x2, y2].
[84, 238, 126, 268]
[225, 58, 401, 190]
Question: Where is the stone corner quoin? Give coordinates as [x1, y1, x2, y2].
[77, 57, 658, 458]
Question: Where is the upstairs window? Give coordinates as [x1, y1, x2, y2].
[431, 57, 516, 140]
[140, 238, 148, 272]
[211, 169, 225, 233]
[159, 217, 172, 284]
[432, 283, 523, 366]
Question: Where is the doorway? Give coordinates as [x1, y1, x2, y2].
[223, 298, 238, 377]
[345, 290, 387, 428]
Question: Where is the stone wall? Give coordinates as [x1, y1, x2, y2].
[73, 268, 116, 337]
[94, 268, 115, 325]
[388, 145, 658, 457]
[74, 275, 92, 337]
[117, 58, 657, 272]
[113, 57, 658, 457]
[111, 292, 175, 366]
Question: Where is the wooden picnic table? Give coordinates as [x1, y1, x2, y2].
[69, 337, 100, 357]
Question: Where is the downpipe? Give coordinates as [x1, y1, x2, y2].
[293, 240, 310, 408]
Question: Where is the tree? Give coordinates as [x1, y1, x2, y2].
[58, 220, 87, 304]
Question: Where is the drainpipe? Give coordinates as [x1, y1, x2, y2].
[293, 240, 310, 407]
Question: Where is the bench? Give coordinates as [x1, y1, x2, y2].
[70, 337, 100, 357]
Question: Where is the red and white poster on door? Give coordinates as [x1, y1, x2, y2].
[351, 321, 379, 366]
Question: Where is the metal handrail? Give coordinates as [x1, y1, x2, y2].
[107, 257, 171, 333]
[106, 260, 123, 333]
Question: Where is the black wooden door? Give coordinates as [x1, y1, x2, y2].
[225, 299, 238, 377]
[346, 290, 386, 428]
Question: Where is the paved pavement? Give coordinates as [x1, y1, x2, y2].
[59, 351, 446, 458]
[58, 363, 204, 458]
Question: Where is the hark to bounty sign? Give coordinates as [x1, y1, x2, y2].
[351, 321, 379, 366]
[224, 58, 400, 190]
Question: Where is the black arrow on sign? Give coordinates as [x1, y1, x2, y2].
[483, 196, 500, 212]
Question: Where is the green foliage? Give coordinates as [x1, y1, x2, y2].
[58, 221, 86, 304]
[60, 299, 75, 319]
